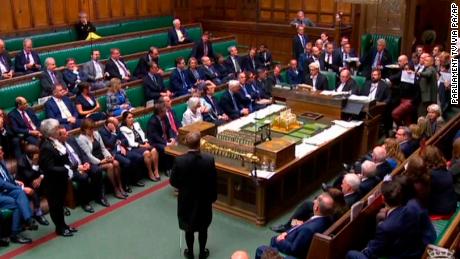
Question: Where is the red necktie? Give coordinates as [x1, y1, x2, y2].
[167, 111, 178, 134]
[21, 111, 34, 130]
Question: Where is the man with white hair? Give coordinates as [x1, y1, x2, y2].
[372, 146, 392, 179]
[219, 80, 249, 119]
[341, 173, 361, 207]
[290, 10, 315, 28]
[360, 38, 392, 79]
[225, 46, 242, 76]
[14, 38, 41, 74]
[358, 160, 379, 195]
[40, 57, 66, 97]
[0, 39, 14, 80]
[167, 18, 190, 46]
[305, 62, 328, 90]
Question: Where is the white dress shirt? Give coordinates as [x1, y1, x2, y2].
[52, 97, 72, 119]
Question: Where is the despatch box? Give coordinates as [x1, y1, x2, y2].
[178, 121, 217, 144]
[255, 138, 296, 170]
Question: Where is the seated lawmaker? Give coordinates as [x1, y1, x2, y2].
[358, 161, 380, 196]
[417, 104, 445, 139]
[82, 49, 109, 90]
[241, 46, 260, 73]
[200, 56, 222, 85]
[421, 145, 457, 215]
[219, 80, 250, 120]
[286, 59, 304, 85]
[255, 68, 273, 99]
[359, 38, 392, 79]
[341, 173, 362, 207]
[268, 64, 285, 85]
[182, 97, 203, 126]
[8, 97, 42, 146]
[320, 43, 341, 74]
[256, 193, 333, 259]
[215, 54, 231, 82]
[106, 78, 132, 116]
[75, 83, 106, 121]
[382, 138, 405, 169]
[257, 44, 272, 70]
[170, 57, 194, 97]
[395, 126, 417, 158]
[191, 31, 214, 62]
[134, 47, 163, 79]
[336, 69, 359, 94]
[305, 62, 328, 91]
[201, 82, 230, 125]
[63, 58, 89, 94]
[44, 84, 81, 130]
[105, 48, 131, 82]
[143, 62, 171, 103]
[225, 46, 243, 78]
[372, 146, 393, 179]
[0, 39, 14, 80]
[158, 96, 181, 136]
[244, 71, 272, 110]
[14, 38, 41, 74]
[40, 57, 66, 97]
[167, 19, 190, 46]
[289, 10, 315, 28]
[359, 69, 390, 104]
[187, 57, 206, 89]
[75, 12, 96, 40]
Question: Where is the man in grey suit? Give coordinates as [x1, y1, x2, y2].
[82, 49, 109, 90]
[40, 57, 66, 97]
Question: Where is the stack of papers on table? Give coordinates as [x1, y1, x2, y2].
[295, 143, 318, 158]
[250, 170, 276, 179]
[302, 125, 348, 146]
[348, 94, 371, 103]
[333, 120, 363, 128]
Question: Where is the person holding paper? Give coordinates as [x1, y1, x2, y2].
[359, 69, 390, 104]
[417, 55, 437, 116]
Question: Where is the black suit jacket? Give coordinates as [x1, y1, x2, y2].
[336, 78, 359, 94]
[225, 56, 243, 76]
[14, 50, 41, 73]
[167, 27, 190, 46]
[199, 65, 221, 84]
[0, 51, 13, 74]
[75, 21, 96, 40]
[16, 154, 42, 186]
[202, 95, 224, 121]
[360, 80, 391, 104]
[219, 90, 244, 120]
[133, 55, 152, 79]
[8, 108, 41, 136]
[376, 160, 393, 179]
[429, 168, 457, 215]
[360, 47, 393, 78]
[305, 73, 329, 91]
[40, 70, 66, 97]
[105, 58, 130, 80]
[191, 40, 215, 61]
[241, 55, 259, 73]
[143, 73, 165, 102]
[98, 126, 118, 152]
[39, 139, 70, 183]
[146, 115, 175, 153]
[344, 192, 361, 207]
[292, 34, 309, 59]
[257, 51, 272, 69]
[359, 176, 380, 196]
[170, 150, 217, 231]
[320, 52, 341, 74]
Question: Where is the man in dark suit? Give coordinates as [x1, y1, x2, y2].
[395, 126, 416, 158]
[14, 38, 41, 74]
[191, 31, 214, 62]
[346, 179, 426, 259]
[170, 57, 194, 97]
[305, 62, 329, 91]
[372, 146, 393, 179]
[341, 173, 362, 207]
[157, 96, 181, 137]
[268, 64, 285, 85]
[303, 46, 323, 75]
[359, 69, 391, 104]
[16, 144, 49, 225]
[167, 19, 190, 46]
[0, 110, 17, 159]
[320, 43, 341, 74]
[62, 58, 89, 94]
[75, 12, 96, 40]
[44, 84, 81, 130]
[358, 161, 380, 196]
[336, 69, 359, 94]
[225, 46, 243, 78]
[8, 97, 42, 146]
[292, 26, 309, 60]
[202, 82, 230, 125]
[39, 119, 76, 237]
[134, 47, 163, 79]
[286, 59, 304, 85]
[255, 68, 273, 98]
[241, 47, 260, 73]
[0, 39, 14, 80]
[360, 38, 393, 79]
[219, 80, 250, 120]
[0, 145, 39, 244]
[199, 56, 222, 85]
[257, 44, 272, 69]
[256, 193, 334, 259]
[143, 62, 171, 102]
[105, 48, 131, 81]
[82, 49, 109, 90]
[170, 132, 217, 259]
[40, 57, 66, 97]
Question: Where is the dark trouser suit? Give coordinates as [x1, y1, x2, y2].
[45, 176, 68, 232]
[71, 165, 104, 205]
[0, 188, 33, 235]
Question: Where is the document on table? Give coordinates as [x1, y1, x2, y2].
[250, 169, 276, 179]
[295, 143, 318, 158]
[401, 71, 415, 84]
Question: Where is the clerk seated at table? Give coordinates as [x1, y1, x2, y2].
[358, 69, 390, 104]
[286, 59, 304, 85]
[219, 80, 250, 120]
[304, 62, 328, 91]
[336, 69, 359, 94]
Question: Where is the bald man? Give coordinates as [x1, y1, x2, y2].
[8, 97, 42, 146]
[0, 39, 14, 79]
[14, 38, 41, 74]
[372, 146, 393, 179]
[231, 250, 250, 259]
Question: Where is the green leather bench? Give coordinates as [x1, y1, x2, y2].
[320, 71, 337, 90]
[0, 79, 41, 111]
[360, 34, 401, 63]
[4, 16, 174, 52]
[352, 75, 367, 92]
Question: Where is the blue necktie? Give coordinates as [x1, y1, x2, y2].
[230, 93, 238, 112]
[180, 71, 187, 89]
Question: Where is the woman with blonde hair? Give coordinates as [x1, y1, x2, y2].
[106, 78, 132, 116]
[382, 138, 405, 168]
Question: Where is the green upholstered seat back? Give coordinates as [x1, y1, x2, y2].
[0, 80, 41, 110]
[320, 71, 337, 90]
[351, 75, 367, 92]
[126, 85, 145, 107]
[172, 103, 187, 122]
[361, 34, 401, 62]
[213, 40, 236, 56]
[136, 113, 152, 131]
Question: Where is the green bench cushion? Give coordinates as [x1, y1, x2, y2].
[351, 75, 367, 92]
[434, 203, 460, 244]
[213, 40, 237, 56]
[0, 80, 41, 110]
[173, 103, 187, 122]
[320, 71, 337, 90]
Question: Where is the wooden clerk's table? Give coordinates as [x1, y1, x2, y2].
[165, 97, 376, 225]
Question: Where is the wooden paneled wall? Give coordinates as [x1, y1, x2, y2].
[0, 0, 173, 34]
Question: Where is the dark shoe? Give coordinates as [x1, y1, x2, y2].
[133, 181, 145, 187]
[11, 234, 32, 244]
[66, 226, 78, 233]
[183, 248, 194, 259]
[64, 207, 71, 216]
[56, 229, 73, 237]
[97, 197, 110, 207]
[24, 219, 38, 231]
[82, 204, 94, 213]
[0, 237, 9, 247]
[199, 248, 209, 259]
[270, 224, 288, 233]
[122, 191, 129, 198]
[34, 215, 49, 226]
[124, 186, 132, 193]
